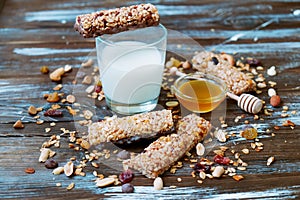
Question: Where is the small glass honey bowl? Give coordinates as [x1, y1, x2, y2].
[172, 72, 228, 113]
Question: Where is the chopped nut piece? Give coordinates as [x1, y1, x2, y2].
[241, 148, 250, 154]
[28, 105, 38, 115]
[282, 120, 295, 127]
[52, 167, 64, 175]
[53, 84, 63, 91]
[40, 66, 49, 74]
[214, 129, 227, 142]
[267, 156, 275, 166]
[81, 59, 93, 68]
[66, 95, 76, 104]
[196, 143, 205, 156]
[80, 140, 90, 150]
[46, 92, 60, 103]
[64, 161, 74, 177]
[13, 120, 24, 129]
[38, 148, 50, 162]
[267, 66, 277, 76]
[233, 175, 244, 181]
[165, 101, 179, 108]
[24, 167, 35, 174]
[212, 166, 225, 178]
[268, 88, 276, 97]
[64, 64, 72, 72]
[66, 182, 75, 190]
[153, 177, 163, 190]
[95, 177, 115, 188]
[50, 67, 65, 82]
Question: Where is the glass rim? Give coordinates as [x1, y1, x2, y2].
[95, 23, 167, 47]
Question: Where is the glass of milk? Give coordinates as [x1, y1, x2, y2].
[96, 24, 167, 115]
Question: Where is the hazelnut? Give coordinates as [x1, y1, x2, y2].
[270, 95, 281, 107]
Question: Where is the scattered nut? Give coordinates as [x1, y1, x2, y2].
[28, 105, 38, 115]
[267, 66, 277, 76]
[270, 95, 281, 107]
[80, 140, 90, 150]
[66, 182, 75, 190]
[82, 75, 92, 84]
[64, 64, 72, 72]
[13, 120, 24, 129]
[64, 161, 74, 177]
[24, 167, 35, 174]
[165, 101, 179, 108]
[50, 67, 65, 82]
[52, 167, 64, 175]
[241, 148, 250, 154]
[38, 148, 50, 163]
[214, 129, 227, 142]
[267, 156, 275, 166]
[81, 59, 93, 68]
[153, 177, 163, 190]
[196, 143, 205, 156]
[232, 175, 244, 181]
[268, 88, 276, 97]
[212, 166, 225, 178]
[40, 66, 49, 74]
[182, 61, 191, 69]
[66, 95, 76, 104]
[46, 92, 60, 103]
[95, 177, 115, 188]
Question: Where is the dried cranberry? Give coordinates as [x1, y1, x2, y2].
[193, 163, 211, 174]
[94, 81, 102, 93]
[119, 169, 134, 183]
[214, 155, 231, 165]
[44, 109, 63, 117]
[246, 58, 261, 67]
[45, 158, 58, 169]
[122, 183, 134, 193]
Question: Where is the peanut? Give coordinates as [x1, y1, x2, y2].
[50, 67, 65, 82]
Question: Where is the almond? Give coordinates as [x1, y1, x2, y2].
[270, 95, 281, 107]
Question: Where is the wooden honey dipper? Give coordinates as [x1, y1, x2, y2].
[170, 67, 263, 114]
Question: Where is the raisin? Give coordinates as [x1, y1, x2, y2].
[44, 109, 63, 117]
[45, 158, 58, 169]
[119, 169, 134, 183]
[214, 155, 231, 165]
[122, 183, 134, 193]
[246, 58, 261, 67]
[193, 163, 211, 174]
[211, 57, 219, 65]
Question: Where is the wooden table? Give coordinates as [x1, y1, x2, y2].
[1, 0, 299, 199]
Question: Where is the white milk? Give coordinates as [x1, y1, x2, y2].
[100, 41, 165, 104]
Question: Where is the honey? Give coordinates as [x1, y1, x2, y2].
[176, 79, 225, 113]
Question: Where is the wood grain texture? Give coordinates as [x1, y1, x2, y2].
[0, 0, 299, 199]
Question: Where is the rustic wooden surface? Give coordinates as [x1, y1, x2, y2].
[0, 0, 299, 199]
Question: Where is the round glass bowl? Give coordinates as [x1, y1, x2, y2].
[172, 72, 228, 113]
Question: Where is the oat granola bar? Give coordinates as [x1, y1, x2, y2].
[122, 114, 211, 179]
[74, 3, 160, 38]
[192, 51, 256, 95]
[88, 110, 173, 145]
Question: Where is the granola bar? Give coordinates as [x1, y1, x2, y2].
[88, 110, 173, 145]
[122, 114, 211, 179]
[74, 3, 160, 38]
[192, 51, 256, 95]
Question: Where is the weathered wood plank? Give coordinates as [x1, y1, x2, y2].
[0, 0, 299, 199]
